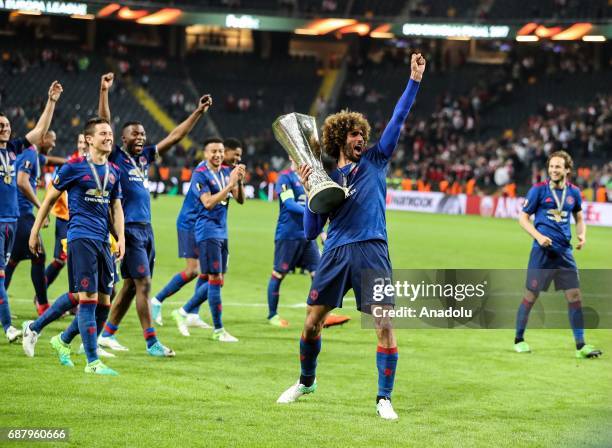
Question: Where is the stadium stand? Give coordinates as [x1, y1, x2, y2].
[0, 39, 168, 157]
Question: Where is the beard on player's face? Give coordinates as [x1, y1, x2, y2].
[342, 131, 365, 163]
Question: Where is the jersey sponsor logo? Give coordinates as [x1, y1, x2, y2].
[84, 188, 110, 203]
[127, 168, 145, 182]
[546, 209, 568, 223]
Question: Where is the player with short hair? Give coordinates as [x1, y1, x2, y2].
[0, 80, 63, 343]
[25, 116, 124, 375]
[171, 139, 245, 341]
[266, 161, 320, 327]
[96, 73, 210, 356]
[150, 137, 243, 329]
[277, 54, 426, 420]
[4, 130, 66, 316]
[515, 150, 602, 359]
[43, 134, 88, 294]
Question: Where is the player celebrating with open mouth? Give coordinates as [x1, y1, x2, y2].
[96, 73, 211, 356]
[277, 54, 426, 420]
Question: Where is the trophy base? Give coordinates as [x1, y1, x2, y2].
[308, 183, 347, 214]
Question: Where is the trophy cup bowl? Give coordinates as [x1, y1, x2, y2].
[272, 113, 347, 214]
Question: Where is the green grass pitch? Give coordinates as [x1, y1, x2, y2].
[1, 198, 611, 447]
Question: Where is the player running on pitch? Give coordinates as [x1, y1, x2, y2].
[96, 73, 210, 356]
[26, 117, 124, 375]
[277, 54, 426, 420]
[150, 138, 243, 329]
[171, 139, 245, 341]
[0, 80, 62, 343]
[514, 150, 602, 359]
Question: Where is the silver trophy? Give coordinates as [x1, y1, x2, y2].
[272, 113, 347, 214]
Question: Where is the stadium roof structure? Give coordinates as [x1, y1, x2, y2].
[0, 1, 610, 41]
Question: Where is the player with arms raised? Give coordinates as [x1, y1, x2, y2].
[5, 130, 66, 316]
[277, 54, 426, 420]
[0, 81, 62, 342]
[96, 73, 211, 356]
[515, 150, 602, 359]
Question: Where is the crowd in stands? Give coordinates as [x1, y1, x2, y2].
[1, 36, 610, 202]
[378, 92, 611, 202]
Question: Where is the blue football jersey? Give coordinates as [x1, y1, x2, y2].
[177, 161, 206, 232]
[109, 144, 156, 224]
[274, 169, 307, 240]
[522, 181, 582, 252]
[16, 148, 47, 216]
[191, 165, 232, 242]
[53, 157, 122, 243]
[323, 144, 390, 252]
[0, 137, 29, 222]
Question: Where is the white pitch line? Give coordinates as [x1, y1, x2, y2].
[6, 296, 357, 308]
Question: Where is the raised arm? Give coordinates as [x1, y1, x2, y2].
[98, 73, 114, 122]
[378, 54, 426, 158]
[25, 81, 63, 146]
[156, 95, 212, 155]
[29, 186, 62, 254]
